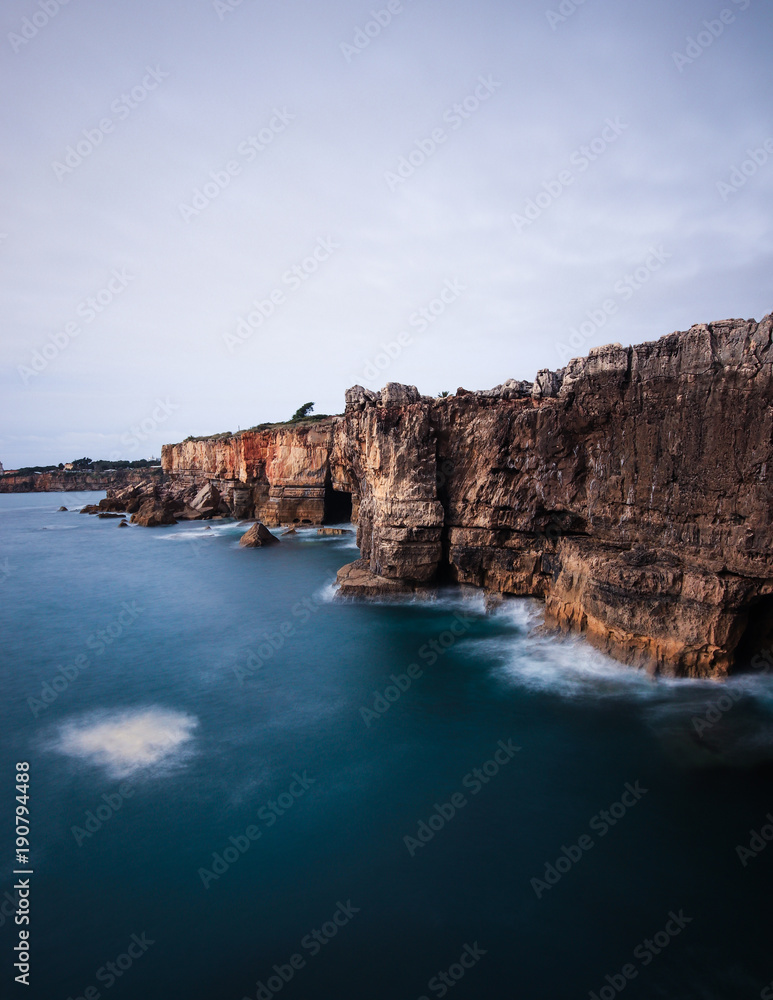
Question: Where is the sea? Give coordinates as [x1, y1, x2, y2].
[1, 491, 772, 1000]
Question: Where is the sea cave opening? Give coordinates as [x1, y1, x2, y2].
[323, 485, 353, 524]
[733, 594, 773, 671]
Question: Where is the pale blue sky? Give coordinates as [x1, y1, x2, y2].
[1, 0, 771, 466]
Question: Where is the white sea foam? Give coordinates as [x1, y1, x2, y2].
[316, 580, 340, 604]
[481, 598, 679, 700]
[53, 708, 198, 778]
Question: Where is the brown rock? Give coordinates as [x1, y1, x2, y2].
[190, 483, 221, 516]
[317, 528, 352, 536]
[130, 499, 177, 527]
[239, 522, 279, 547]
[58, 506, 68, 511]
[336, 559, 413, 598]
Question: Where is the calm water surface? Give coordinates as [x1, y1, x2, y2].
[1, 492, 772, 1000]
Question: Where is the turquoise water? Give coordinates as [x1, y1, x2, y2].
[1, 492, 772, 1000]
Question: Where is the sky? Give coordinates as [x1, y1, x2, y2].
[1, 0, 771, 467]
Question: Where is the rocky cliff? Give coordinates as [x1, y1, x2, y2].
[157, 313, 773, 678]
[0, 466, 166, 494]
[160, 419, 348, 524]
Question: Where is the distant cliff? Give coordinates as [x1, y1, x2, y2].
[160, 419, 351, 523]
[0, 466, 166, 494]
[154, 313, 773, 678]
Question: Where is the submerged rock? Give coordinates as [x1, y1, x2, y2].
[318, 528, 352, 536]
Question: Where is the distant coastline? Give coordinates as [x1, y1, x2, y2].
[0, 466, 166, 494]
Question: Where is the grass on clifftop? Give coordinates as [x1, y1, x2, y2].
[182, 414, 334, 443]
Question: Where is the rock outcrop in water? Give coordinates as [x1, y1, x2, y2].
[239, 522, 280, 547]
[145, 312, 773, 678]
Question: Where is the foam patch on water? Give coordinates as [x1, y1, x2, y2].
[53, 708, 198, 777]
[158, 528, 218, 541]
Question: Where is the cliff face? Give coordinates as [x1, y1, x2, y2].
[335, 315, 773, 678]
[161, 420, 342, 524]
[159, 314, 773, 678]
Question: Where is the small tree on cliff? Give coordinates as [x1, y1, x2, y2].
[291, 402, 314, 421]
